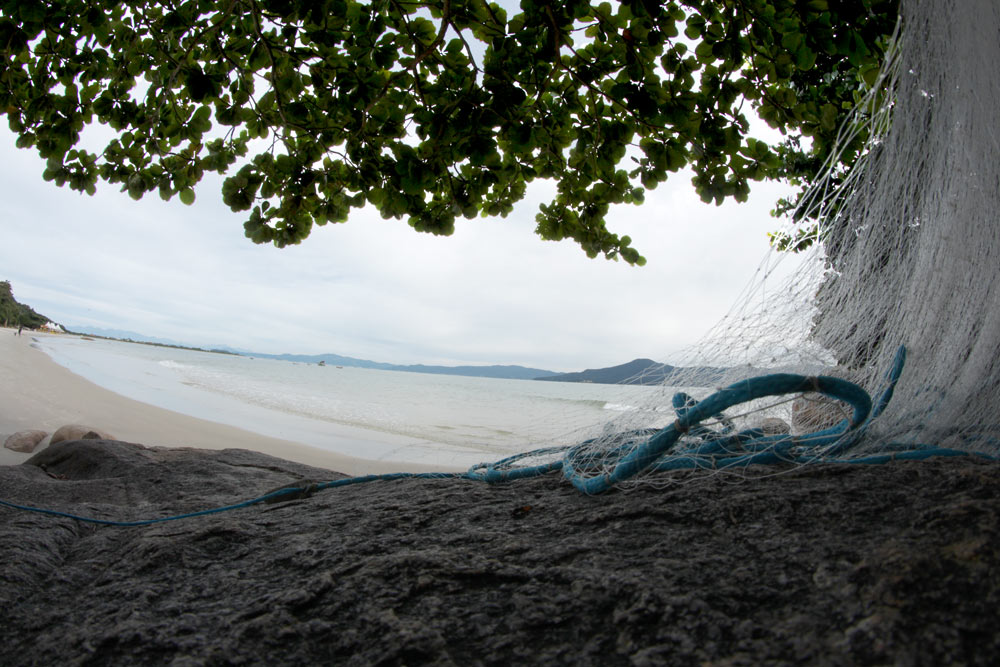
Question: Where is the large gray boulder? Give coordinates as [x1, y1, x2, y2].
[1, 439, 998, 665]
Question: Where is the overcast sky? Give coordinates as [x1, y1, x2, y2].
[1, 125, 804, 372]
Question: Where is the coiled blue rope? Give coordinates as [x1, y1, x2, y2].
[1, 345, 995, 524]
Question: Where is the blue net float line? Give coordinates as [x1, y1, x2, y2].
[1, 345, 996, 525]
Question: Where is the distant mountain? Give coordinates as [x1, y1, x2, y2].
[63, 325, 240, 355]
[62, 326, 559, 380]
[534, 358, 669, 385]
[257, 352, 396, 369]
[66, 325, 187, 347]
[254, 352, 556, 381]
[59, 324, 739, 385]
[536, 358, 726, 386]
[396, 363, 558, 380]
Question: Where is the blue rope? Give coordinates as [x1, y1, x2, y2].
[2, 345, 996, 523]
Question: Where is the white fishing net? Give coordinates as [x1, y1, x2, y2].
[807, 0, 1000, 454]
[488, 0, 1000, 490]
[787, 0, 999, 454]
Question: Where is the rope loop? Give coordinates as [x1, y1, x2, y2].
[2, 345, 996, 524]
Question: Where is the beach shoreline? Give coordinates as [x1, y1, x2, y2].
[0, 327, 459, 475]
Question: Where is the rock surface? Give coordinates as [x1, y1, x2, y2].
[49, 424, 113, 446]
[1, 439, 998, 665]
[2, 429, 47, 453]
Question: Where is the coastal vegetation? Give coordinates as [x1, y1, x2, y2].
[0, 280, 48, 329]
[0, 0, 896, 263]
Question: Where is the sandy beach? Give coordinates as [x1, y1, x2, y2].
[0, 328, 451, 475]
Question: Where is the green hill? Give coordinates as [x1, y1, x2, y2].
[0, 281, 50, 329]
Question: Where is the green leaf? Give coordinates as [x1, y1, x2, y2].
[819, 103, 838, 132]
[0, 0, 900, 264]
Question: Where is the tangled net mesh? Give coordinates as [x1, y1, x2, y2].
[7, 0, 1000, 527]
[481, 0, 1000, 491]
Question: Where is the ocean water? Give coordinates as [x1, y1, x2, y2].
[36, 335, 684, 467]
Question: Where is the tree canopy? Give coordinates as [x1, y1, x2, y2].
[1, 0, 897, 264]
[0, 280, 49, 328]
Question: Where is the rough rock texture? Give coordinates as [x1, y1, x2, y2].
[1, 439, 999, 665]
[50, 424, 113, 446]
[3, 429, 47, 452]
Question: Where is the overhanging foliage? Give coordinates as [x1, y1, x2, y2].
[0, 0, 897, 263]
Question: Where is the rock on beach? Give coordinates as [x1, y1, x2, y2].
[2, 430, 48, 453]
[1, 439, 998, 665]
[49, 424, 113, 445]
